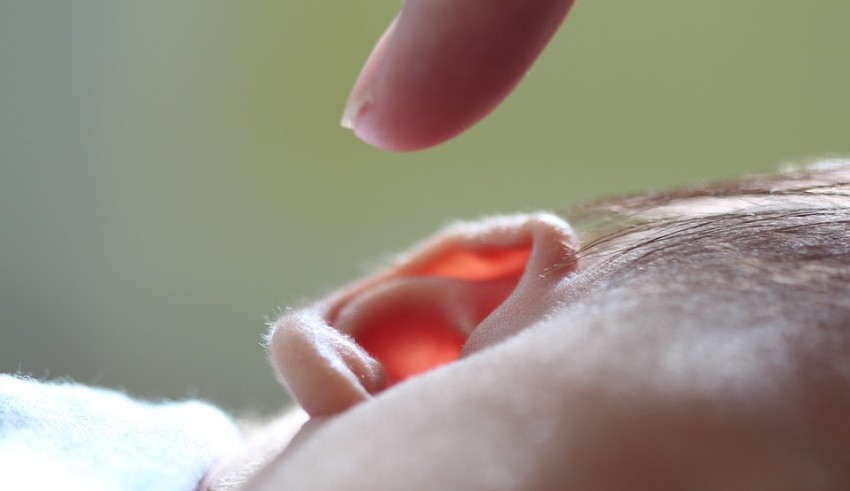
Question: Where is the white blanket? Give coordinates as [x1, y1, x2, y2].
[0, 374, 239, 491]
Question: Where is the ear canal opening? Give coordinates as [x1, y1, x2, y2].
[349, 244, 532, 386]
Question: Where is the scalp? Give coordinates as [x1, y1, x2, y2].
[564, 160, 850, 332]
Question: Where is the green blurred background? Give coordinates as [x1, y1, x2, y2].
[1, 1, 848, 413]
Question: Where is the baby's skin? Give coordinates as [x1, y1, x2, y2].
[205, 164, 850, 491]
[205, 4, 849, 489]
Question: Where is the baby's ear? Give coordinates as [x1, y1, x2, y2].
[268, 213, 577, 417]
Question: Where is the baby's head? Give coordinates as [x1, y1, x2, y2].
[208, 162, 850, 490]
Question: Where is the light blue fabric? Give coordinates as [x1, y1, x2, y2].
[0, 374, 240, 491]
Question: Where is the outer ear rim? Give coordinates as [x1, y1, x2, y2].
[461, 214, 579, 355]
[268, 212, 578, 418]
[326, 213, 576, 323]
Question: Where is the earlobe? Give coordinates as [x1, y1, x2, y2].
[268, 213, 577, 417]
[269, 312, 386, 417]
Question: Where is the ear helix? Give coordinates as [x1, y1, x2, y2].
[268, 213, 577, 417]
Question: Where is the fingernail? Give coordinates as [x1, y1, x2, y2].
[340, 16, 398, 132]
[339, 88, 370, 130]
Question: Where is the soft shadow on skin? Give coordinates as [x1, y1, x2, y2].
[205, 161, 850, 491]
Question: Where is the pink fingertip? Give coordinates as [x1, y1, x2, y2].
[341, 0, 577, 152]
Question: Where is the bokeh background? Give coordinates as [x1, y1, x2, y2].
[2, 1, 848, 413]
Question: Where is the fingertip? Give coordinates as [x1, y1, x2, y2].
[342, 0, 577, 152]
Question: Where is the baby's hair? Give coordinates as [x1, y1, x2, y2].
[553, 161, 850, 334]
[569, 160, 850, 270]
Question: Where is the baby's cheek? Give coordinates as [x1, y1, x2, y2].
[539, 324, 850, 490]
[559, 394, 835, 490]
[255, 311, 849, 491]
[202, 408, 309, 491]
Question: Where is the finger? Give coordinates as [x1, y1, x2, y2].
[341, 0, 577, 152]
